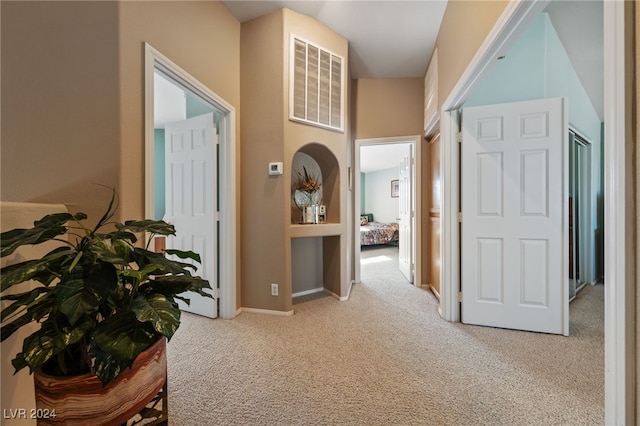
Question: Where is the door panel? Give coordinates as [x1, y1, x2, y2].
[164, 113, 218, 319]
[398, 148, 413, 283]
[461, 98, 568, 335]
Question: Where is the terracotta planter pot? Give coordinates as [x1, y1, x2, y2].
[33, 338, 167, 426]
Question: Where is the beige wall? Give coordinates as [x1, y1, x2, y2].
[118, 1, 241, 222]
[2, 0, 242, 306]
[435, 0, 509, 107]
[117, 1, 241, 306]
[283, 9, 350, 301]
[240, 8, 350, 312]
[351, 77, 426, 286]
[352, 78, 423, 140]
[2, 0, 242, 224]
[1, 1, 121, 225]
[240, 10, 286, 310]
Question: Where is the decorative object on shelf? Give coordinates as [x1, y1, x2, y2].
[318, 205, 327, 223]
[0, 188, 211, 425]
[293, 166, 323, 224]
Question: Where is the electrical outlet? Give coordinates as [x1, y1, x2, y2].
[271, 283, 279, 296]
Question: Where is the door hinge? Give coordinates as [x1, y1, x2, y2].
[457, 291, 463, 302]
[457, 212, 462, 222]
[457, 132, 463, 143]
[215, 211, 221, 222]
[212, 287, 220, 299]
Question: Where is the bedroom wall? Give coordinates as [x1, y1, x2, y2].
[364, 167, 400, 224]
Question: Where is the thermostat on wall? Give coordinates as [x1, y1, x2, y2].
[268, 162, 283, 176]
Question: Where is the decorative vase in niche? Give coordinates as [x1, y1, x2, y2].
[294, 190, 321, 224]
[304, 204, 320, 224]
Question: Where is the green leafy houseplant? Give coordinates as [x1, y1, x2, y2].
[0, 191, 211, 385]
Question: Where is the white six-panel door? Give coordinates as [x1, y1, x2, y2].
[461, 98, 568, 335]
[164, 113, 218, 319]
[398, 148, 413, 283]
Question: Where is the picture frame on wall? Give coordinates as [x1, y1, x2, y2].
[391, 179, 399, 197]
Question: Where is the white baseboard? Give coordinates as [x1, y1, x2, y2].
[325, 280, 354, 302]
[292, 287, 324, 298]
[430, 285, 441, 301]
[239, 307, 295, 317]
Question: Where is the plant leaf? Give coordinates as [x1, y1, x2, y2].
[141, 275, 212, 299]
[118, 220, 176, 236]
[0, 212, 79, 257]
[132, 248, 197, 274]
[130, 294, 180, 338]
[163, 249, 202, 264]
[92, 187, 118, 233]
[56, 262, 118, 325]
[0, 247, 74, 292]
[92, 312, 156, 364]
[90, 345, 127, 386]
[89, 240, 130, 266]
[118, 263, 168, 284]
[1, 287, 51, 321]
[14, 316, 94, 374]
[1, 296, 57, 342]
[103, 230, 137, 245]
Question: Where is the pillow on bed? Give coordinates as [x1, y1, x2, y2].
[360, 215, 369, 226]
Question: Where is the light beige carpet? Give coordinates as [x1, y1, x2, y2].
[167, 246, 603, 425]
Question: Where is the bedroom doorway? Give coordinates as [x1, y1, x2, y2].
[354, 136, 423, 288]
[144, 43, 238, 319]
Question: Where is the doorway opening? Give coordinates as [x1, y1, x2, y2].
[353, 136, 422, 289]
[438, 1, 630, 421]
[569, 130, 593, 301]
[144, 44, 237, 319]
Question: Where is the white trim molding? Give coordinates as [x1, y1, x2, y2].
[240, 307, 295, 317]
[144, 43, 238, 320]
[603, 1, 635, 424]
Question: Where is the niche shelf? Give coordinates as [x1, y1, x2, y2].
[290, 143, 340, 228]
[289, 143, 343, 299]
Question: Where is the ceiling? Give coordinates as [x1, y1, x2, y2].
[221, 0, 603, 114]
[221, 0, 603, 172]
[221, 0, 447, 79]
[360, 143, 412, 174]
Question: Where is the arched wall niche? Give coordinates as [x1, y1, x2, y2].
[290, 142, 340, 225]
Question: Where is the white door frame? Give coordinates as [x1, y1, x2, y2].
[438, 1, 634, 422]
[144, 43, 238, 320]
[353, 136, 422, 288]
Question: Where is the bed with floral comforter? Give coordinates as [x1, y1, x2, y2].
[359, 214, 399, 246]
